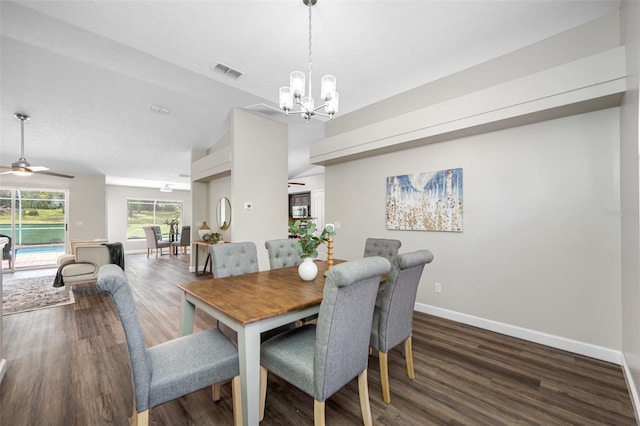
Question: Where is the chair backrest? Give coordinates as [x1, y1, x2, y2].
[70, 239, 109, 255]
[265, 239, 303, 269]
[363, 238, 401, 263]
[0, 234, 12, 261]
[210, 242, 259, 278]
[179, 225, 190, 245]
[313, 256, 391, 401]
[151, 225, 163, 241]
[143, 227, 159, 249]
[76, 245, 112, 266]
[97, 264, 153, 411]
[373, 250, 434, 352]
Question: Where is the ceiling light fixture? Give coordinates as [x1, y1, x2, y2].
[278, 0, 338, 123]
[160, 184, 173, 193]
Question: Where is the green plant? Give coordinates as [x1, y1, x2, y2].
[289, 219, 335, 258]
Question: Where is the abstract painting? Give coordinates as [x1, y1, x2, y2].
[386, 168, 463, 232]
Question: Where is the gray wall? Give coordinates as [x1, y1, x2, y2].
[326, 108, 621, 351]
[620, 0, 640, 412]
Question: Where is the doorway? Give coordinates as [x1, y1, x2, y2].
[0, 187, 68, 271]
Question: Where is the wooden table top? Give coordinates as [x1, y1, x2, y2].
[178, 260, 337, 325]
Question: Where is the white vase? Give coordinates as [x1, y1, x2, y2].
[298, 257, 318, 281]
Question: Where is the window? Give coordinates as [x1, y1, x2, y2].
[127, 199, 182, 240]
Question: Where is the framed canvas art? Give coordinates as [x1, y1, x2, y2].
[386, 168, 463, 232]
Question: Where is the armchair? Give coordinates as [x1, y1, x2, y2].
[57, 244, 112, 295]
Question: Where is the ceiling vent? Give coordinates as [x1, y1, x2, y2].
[212, 62, 243, 80]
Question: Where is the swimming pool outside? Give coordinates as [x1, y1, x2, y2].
[3, 243, 64, 270]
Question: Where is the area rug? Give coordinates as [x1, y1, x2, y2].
[2, 276, 75, 315]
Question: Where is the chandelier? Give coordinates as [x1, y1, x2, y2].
[278, 0, 338, 123]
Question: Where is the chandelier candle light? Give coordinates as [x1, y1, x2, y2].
[278, 0, 339, 123]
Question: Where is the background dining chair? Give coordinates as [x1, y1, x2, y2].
[0, 234, 12, 269]
[265, 238, 313, 325]
[259, 256, 392, 426]
[96, 264, 242, 426]
[265, 239, 303, 269]
[363, 238, 402, 263]
[210, 241, 294, 342]
[369, 249, 434, 403]
[171, 225, 191, 255]
[143, 226, 171, 258]
[210, 241, 259, 277]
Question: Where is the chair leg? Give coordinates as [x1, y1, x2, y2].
[131, 396, 148, 426]
[232, 375, 242, 426]
[405, 336, 415, 380]
[379, 351, 391, 403]
[211, 383, 221, 401]
[358, 369, 373, 426]
[259, 366, 268, 421]
[146, 248, 150, 258]
[314, 400, 326, 426]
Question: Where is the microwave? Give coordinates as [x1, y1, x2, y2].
[292, 205, 308, 218]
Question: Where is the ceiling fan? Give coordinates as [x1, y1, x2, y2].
[288, 182, 306, 187]
[1, 113, 74, 179]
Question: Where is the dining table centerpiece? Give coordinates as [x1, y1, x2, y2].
[289, 219, 336, 281]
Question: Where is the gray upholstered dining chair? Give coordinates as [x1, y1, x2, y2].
[259, 256, 392, 426]
[171, 225, 191, 255]
[210, 241, 295, 342]
[265, 238, 314, 325]
[264, 238, 303, 269]
[209, 241, 259, 278]
[369, 249, 434, 403]
[143, 226, 171, 258]
[96, 264, 242, 426]
[363, 238, 402, 263]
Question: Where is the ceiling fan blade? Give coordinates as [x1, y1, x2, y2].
[36, 170, 75, 179]
[288, 182, 306, 185]
[30, 166, 50, 172]
[0, 170, 13, 175]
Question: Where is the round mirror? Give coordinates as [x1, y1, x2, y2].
[216, 197, 231, 230]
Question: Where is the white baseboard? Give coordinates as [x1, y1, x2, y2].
[621, 354, 640, 423]
[415, 303, 622, 364]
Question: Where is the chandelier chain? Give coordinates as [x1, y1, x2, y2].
[307, 0, 313, 98]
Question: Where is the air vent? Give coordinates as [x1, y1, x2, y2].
[211, 62, 243, 80]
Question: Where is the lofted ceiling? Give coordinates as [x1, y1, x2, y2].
[0, 0, 621, 190]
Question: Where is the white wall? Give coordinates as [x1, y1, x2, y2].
[620, 0, 640, 416]
[326, 108, 622, 352]
[230, 109, 288, 270]
[106, 185, 191, 252]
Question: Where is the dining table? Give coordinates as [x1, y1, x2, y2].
[178, 260, 340, 426]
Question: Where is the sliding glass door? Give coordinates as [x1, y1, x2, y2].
[0, 187, 68, 271]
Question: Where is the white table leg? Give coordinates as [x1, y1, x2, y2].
[237, 322, 261, 426]
[180, 292, 196, 336]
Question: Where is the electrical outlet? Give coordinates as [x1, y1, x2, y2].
[435, 282, 442, 293]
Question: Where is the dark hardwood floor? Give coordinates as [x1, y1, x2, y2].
[1, 253, 636, 425]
